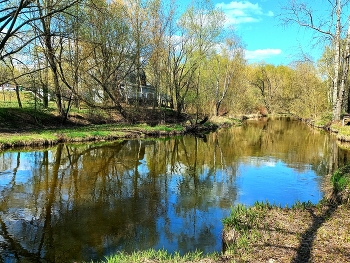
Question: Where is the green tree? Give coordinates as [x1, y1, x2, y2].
[77, 0, 133, 120]
[290, 61, 328, 119]
[281, 0, 350, 121]
[179, 0, 225, 120]
[165, 0, 225, 117]
[203, 34, 245, 116]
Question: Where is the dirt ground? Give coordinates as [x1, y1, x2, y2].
[218, 174, 350, 263]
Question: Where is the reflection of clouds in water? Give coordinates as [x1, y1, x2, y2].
[240, 156, 277, 167]
[0, 151, 50, 188]
[263, 160, 276, 167]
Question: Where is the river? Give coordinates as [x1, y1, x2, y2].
[0, 117, 349, 262]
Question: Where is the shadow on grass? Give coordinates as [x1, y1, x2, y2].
[292, 196, 340, 263]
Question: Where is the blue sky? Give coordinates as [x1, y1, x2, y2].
[178, 0, 327, 65]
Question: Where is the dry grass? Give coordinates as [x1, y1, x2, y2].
[224, 204, 350, 262]
[222, 172, 350, 263]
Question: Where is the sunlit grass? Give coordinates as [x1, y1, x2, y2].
[314, 112, 333, 127]
[0, 132, 57, 146]
[337, 125, 350, 136]
[59, 128, 127, 140]
[134, 123, 184, 132]
[0, 121, 186, 149]
[0, 91, 45, 108]
[98, 249, 217, 263]
[209, 116, 242, 126]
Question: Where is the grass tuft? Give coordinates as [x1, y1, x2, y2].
[100, 249, 212, 263]
[222, 204, 260, 231]
[331, 164, 350, 193]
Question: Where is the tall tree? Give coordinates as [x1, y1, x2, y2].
[78, 0, 134, 121]
[144, 0, 175, 109]
[281, 0, 350, 121]
[1, 0, 81, 116]
[0, 0, 36, 60]
[179, 0, 225, 120]
[290, 61, 328, 119]
[166, 0, 225, 117]
[205, 34, 245, 116]
[33, 0, 80, 117]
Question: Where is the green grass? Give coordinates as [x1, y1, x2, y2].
[331, 164, 350, 192]
[209, 116, 243, 127]
[291, 200, 314, 210]
[222, 204, 261, 231]
[0, 120, 185, 149]
[0, 91, 46, 108]
[134, 123, 184, 132]
[314, 112, 333, 127]
[0, 132, 58, 147]
[98, 249, 217, 263]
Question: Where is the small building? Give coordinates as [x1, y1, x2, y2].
[120, 82, 156, 104]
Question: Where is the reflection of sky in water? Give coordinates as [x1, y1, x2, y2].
[235, 157, 323, 207]
[154, 174, 231, 255]
[0, 150, 325, 258]
[0, 121, 338, 261]
[0, 152, 48, 187]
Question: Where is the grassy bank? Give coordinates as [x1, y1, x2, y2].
[0, 123, 187, 149]
[1, 107, 239, 150]
[102, 249, 221, 263]
[221, 165, 350, 263]
[0, 106, 247, 150]
[91, 165, 350, 263]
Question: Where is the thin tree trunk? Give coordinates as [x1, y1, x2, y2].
[38, 0, 63, 116]
[332, 0, 342, 121]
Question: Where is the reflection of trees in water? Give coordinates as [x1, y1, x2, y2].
[0, 141, 164, 262]
[0, 134, 241, 261]
[163, 135, 238, 253]
[218, 117, 348, 176]
[0, 118, 348, 261]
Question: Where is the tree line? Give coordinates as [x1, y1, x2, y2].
[0, 0, 349, 123]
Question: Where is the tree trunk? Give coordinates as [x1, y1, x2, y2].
[38, 0, 64, 116]
[337, 23, 350, 118]
[332, 0, 342, 121]
[15, 85, 22, 108]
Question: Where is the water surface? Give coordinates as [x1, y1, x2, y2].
[0, 117, 348, 262]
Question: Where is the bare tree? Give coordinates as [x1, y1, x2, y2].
[0, 0, 35, 60]
[281, 0, 350, 121]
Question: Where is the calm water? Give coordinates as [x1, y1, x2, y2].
[0, 117, 349, 262]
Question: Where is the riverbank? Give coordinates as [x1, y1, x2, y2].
[330, 121, 350, 144]
[1, 109, 350, 262]
[98, 168, 350, 263]
[0, 108, 236, 150]
[220, 170, 350, 263]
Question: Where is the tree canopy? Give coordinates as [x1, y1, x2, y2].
[0, 0, 342, 124]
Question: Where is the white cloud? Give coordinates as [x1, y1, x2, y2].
[267, 11, 274, 17]
[245, 49, 282, 61]
[216, 1, 274, 25]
